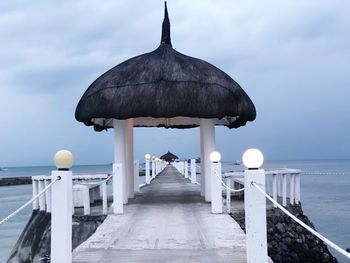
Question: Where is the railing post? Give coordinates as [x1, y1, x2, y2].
[113, 163, 124, 214]
[226, 177, 231, 213]
[295, 173, 301, 204]
[210, 152, 222, 214]
[83, 186, 90, 215]
[44, 179, 52, 213]
[151, 158, 155, 178]
[145, 158, 151, 184]
[184, 161, 189, 178]
[244, 168, 268, 263]
[282, 174, 287, 206]
[134, 160, 140, 192]
[38, 180, 46, 211]
[272, 174, 277, 208]
[102, 181, 107, 215]
[32, 179, 39, 210]
[51, 170, 72, 263]
[190, 159, 196, 183]
[290, 174, 295, 205]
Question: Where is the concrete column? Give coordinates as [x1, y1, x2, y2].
[200, 119, 216, 202]
[44, 180, 52, 213]
[184, 161, 188, 178]
[32, 179, 39, 210]
[134, 160, 140, 192]
[244, 169, 268, 263]
[126, 119, 134, 198]
[151, 159, 155, 178]
[113, 119, 128, 207]
[38, 180, 46, 211]
[211, 161, 222, 213]
[113, 163, 123, 214]
[200, 126, 205, 197]
[51, 170, 72, 263]
[190, 159, 196, 183]
[145, 159, 151, 184]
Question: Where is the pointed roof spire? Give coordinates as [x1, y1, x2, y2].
[161, 2, 172, 46]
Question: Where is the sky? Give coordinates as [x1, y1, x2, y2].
[0, 0, 350, 167]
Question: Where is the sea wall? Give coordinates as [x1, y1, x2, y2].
[0, 177, 32, 186]
[231, 203, 338, 263]
[7, 210, 106, 263]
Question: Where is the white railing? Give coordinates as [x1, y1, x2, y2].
[223, 168, 301, 212]
[171, 159, 197, 184]
[32, 173, 112, 215]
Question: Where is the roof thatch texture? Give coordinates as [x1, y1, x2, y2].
[160, 151, 178, 161]
[75, 2, 256, 131]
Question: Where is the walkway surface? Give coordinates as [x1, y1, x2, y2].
[73, 166, 247, 263]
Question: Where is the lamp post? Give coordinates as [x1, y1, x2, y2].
[210, 151, 222, 213]
[145, 154, 151, 184]
[51, 150, 74, 263]
[243, 148, 268, 263]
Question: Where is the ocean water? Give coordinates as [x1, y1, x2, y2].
[0, 160, 349, 262]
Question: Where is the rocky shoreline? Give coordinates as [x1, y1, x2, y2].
[7, 210, 106, 263]
[0, 177, 32, 186]
[231, 203, 338, 263]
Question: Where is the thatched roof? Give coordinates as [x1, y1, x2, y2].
[160, 151, 178, 161]
[75, 2, 256, 131]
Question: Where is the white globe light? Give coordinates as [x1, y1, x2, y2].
[242, 148, 264, 169]
[209, 151, 221, 163]
[145, 153, 151, 160]
[53, 150, 74, 170]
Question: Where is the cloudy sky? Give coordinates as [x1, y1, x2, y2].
[1, 0, 349, 166]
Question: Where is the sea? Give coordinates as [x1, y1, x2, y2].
[0, 160, 349, 262]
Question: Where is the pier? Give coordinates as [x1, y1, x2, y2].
[73, 165, 247, 262]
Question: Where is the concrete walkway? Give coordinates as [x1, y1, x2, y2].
[73, 166, 247, 263]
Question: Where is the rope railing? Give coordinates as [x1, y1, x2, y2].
[252, 181, 350, 259]
[215, 171, 244, 193]
[0, 176, 60, 225]
[73, 174, 113, 186]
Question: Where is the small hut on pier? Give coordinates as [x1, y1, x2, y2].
[75, 2, 256, 214]
[160, 151, 178, 163]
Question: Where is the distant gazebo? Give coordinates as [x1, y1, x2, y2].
[160, 151, 178, 163]
[75, 2, 256, 214]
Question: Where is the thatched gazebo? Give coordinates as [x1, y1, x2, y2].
[160, 151, 179, 163]
[75, 2, 256, 214]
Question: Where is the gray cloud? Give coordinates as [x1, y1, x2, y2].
[0, 0, 350, 166]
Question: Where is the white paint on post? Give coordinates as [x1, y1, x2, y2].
[272, 174, 277, 208]
[244, 169, 268, 263]
[151, 160, 155, 178]
[290, 174, 295, 205]
[51, 170, 72, 263]
[282, 174, 287, 207]
[102, 182, 107, 215]
[200, 124, 205, 197]
[113, 119, 128, 205]
[184, 161, 188, 178]
[126, 118, 134, 198]
[190, 159, 196, 183]
[134, 160, 140, 192]
[145, 159, 151, 184]
[200, 119, 216, 202]
[210, 162, 223, 213]
[32, 180, 39, 210]
[113, 163, 123, 214]
[226, 177, 231, 213]
[38, 180, 46, 211]
[83, 186, 90, 215]
[295, 173, 301, 204]
[44, 180, 52, 213]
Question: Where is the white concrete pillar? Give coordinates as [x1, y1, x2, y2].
[134, 160, 140, 192]
[244, 169, 268, 263]
[200, 126, 205, 197]
[272, 174, 277, 208]
[151, 159, 155, 178]
[51, 170, 72, 263]
[126, 119, 134, 198]
[184, 161, 189, 178]
[38, 180, 46, 211]
[295, 173, 301, 204]
[102, 181, 107, 215]
[113, 163, 123, 214]
[145, 159, 151, 184]
[211, 161, 223, 213]
[44, 180, 52, 213]
[32, 179, 39, 210]
[200, 119, 216, 202]
[190, 159, 196, 183]
[290, 174, 295, 205]
[282, 174, 287, 206]
[113, 119, 128, 205]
